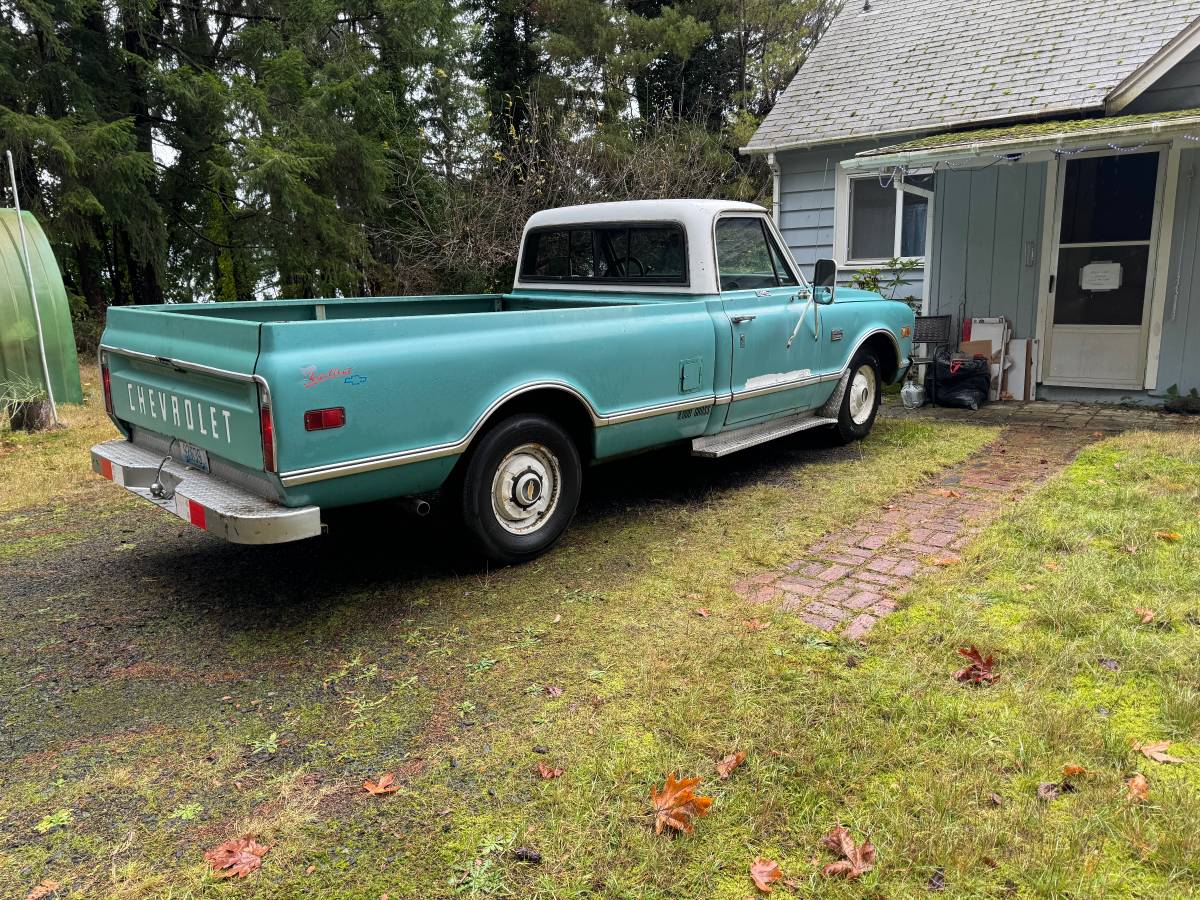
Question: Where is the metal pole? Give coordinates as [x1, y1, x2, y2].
[6, 149, 58, 425]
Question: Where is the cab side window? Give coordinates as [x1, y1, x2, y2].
[715, 217, 798, 291]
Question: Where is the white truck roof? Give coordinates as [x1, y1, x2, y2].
[515, 199, 794, 295]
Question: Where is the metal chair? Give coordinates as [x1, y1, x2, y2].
[909, 315, 953, 405]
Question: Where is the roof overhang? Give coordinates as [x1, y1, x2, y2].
[840, 109, 1200, 173]
[1107, 14, 1200, 114]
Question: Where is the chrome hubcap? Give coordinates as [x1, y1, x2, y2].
[849, 365, 877, 425]
[491, 443, 560, 535]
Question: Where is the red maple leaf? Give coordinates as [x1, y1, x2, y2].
[204, 835, 269, 878]
[954, 645, 997, 684]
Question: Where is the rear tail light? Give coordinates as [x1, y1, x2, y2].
[304, 407, 345, 431]
[100, 352, 113, 415]
[259, 393, 277, 473]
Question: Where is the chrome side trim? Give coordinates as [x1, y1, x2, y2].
[278, 382, 724, 487]
[599, 394, 721, 425]
[729, 370, 843, 402]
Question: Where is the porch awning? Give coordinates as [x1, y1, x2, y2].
[841, 107, 1200, 172]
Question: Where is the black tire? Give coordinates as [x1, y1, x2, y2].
[458, 414, 582, 565]
[830, 349, 881, 445]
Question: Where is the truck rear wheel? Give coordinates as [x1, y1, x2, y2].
[458, 414, 582, 564]
[830, 348, 881, 444]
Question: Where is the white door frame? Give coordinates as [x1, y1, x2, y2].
[1035, 144, 1179, 390]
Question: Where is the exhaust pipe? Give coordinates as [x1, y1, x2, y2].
[398, 497, 431, 517]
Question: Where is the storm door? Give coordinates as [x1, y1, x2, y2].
[1045, 149, 1165, 388]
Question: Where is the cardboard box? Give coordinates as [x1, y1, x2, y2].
[959, 340, 993, 359]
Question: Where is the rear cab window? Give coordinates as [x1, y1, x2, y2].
[715, 216, 798, 291]
[521, 224, 687, 284]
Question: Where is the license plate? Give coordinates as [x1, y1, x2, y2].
[178, 441, 210, 473]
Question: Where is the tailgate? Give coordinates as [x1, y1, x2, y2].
[102, 307, 268, 472]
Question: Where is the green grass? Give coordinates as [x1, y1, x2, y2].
[2, 420, 1198, 897]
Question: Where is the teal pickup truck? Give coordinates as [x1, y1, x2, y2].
[92, 200, 913, 563]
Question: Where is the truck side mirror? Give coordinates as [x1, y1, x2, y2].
[813, 258, 837, 304]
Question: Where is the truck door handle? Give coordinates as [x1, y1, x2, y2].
[731, 315, 757, 324]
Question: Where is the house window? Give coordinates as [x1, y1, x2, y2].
[846, 172, 934, 262]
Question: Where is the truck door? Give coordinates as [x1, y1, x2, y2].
[718, 215, 820, 426]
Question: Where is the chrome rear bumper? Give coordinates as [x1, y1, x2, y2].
[91, 439, 322, 545]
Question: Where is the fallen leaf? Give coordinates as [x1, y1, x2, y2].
[553, 614, 561, 624]
[204, 835, 269, 878]
[1124, 544, 1138, 554]
[1127, 773, 1149, 803]
[1044, 560, 1060, 571]
[1036, 782, 1060, 802]
[1134, 607, 1155, 624]
[934, 488, 962, 498]
[820, 825, 875, 880]
[694, 607, 710, 618]
[305, 865, 316, 875]
[1113, 462, 1122, 470]
[1062, 764, 1087, 778]
[928, 867, 946, 891]
[1135, 741, 1184, 764]
[954, 645, 998, 685]
[650, 773, 713, 835]
[1155, 531, 1181, 542]
[986, 792, 1003, 807]
[1019, 583, 1036, 593]
[544, 685, 563, 698]
[25, 880, 60, 900]
[1092, 431, 1105, 438]
[744, 618, 771, 631]
[932, 557, 958, 567]
[536, 762, 565, 779]
[717, 751, 747, 779]
[750, 857, 783, 892]
[363, 773, 401, 796]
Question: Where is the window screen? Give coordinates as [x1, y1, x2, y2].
[521, 225, 687, 283]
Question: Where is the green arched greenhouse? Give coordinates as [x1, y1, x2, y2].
[0, 208, 82, 405]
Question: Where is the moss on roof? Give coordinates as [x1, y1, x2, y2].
[858, 107, 1200, 157]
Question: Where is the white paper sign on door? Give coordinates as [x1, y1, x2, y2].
[1080, 261, 1123, 292]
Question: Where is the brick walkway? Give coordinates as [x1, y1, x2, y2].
[733, 426, 1096, 639]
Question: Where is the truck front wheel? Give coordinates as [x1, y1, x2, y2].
[458, 414, 582, 564]
[830, 349, 881, 444]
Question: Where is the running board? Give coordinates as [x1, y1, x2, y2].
[690, 412, 838, 458]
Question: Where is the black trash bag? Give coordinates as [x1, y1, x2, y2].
[925, 350, 990, 410]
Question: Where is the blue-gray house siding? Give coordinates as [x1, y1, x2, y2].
[774, 142, 1200, 400]
[1158, 149, 1200, 398]
[926, 164, 1046, 340]
[1127, 44, 1200, 113]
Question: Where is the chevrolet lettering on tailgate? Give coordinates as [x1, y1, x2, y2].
[123, 381, 234, 444]
[91, 200, 913, 562]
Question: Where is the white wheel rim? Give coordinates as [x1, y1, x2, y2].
[849, 365, 877, 425]
[490, 442, 561, 535]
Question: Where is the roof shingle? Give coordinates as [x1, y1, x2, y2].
[744, 0, 1200, 152]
